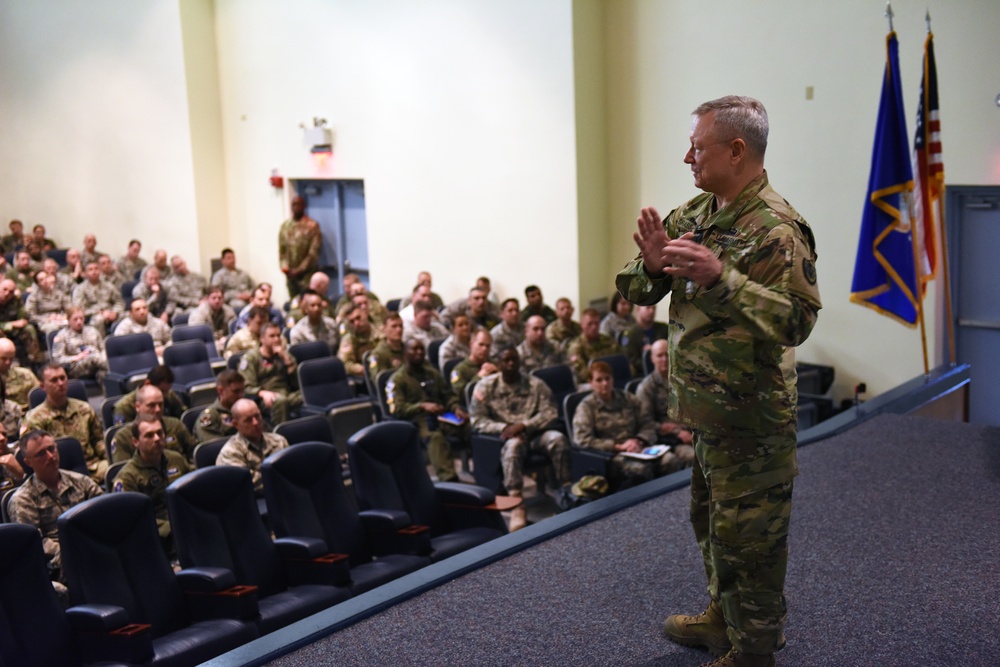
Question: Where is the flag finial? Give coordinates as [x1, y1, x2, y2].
[925, 10, 932, 34]
[885, 2, 895, 32]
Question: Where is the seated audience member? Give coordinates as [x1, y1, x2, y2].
[79, 233, 102, 268]
[343, 289, 385, 336]
[22, 363, 107, 482]
[572, 361, 680, 490]
[600, 292, 636, 340]
[490, 298, 524, 357]
[520, 285, 557, 324]
[115, 298, 171, 356]
[546, 297, 582, 351]
[450, 329, 498, 406]
[195, 369, 245, 441]
[476, 276, 501, 309]
[73, 260, 125, 334]
[24, 240, 47, 271]
[289, 289, 339, 349]
[31, 224, 57, 252]
[164, 255, 207, 315]
[109, 384, 197, 464]
[189, 285, 236, 351]
[334, 272, 384, 315]
[0, 421, 26, 489]
[239, 321, 302, 424]
[0, 378, 24, 438]
[343, 281, 386, 327]
[131, 266, 171, 321]
[216, 398, 288, 493]
[367, 312, 405, 381]
[7, 250, 36, 294]
[51, 306, 108, 382]
[437, 313, 472, 374]
[622, 304, 669, 376]
[235, 283, 284, 329]
[224, 305, 268, 359]
[1, 219, 25, 254]
[517, 315, 564, 374]
[288, 272, 334, 323]
[112, 414, 190, 555]
[98, 253, 126, 290]
[398, 271, 445, 311]
[0, 278, 44, 365]
[443, 286, 499, 330]
[8, 429, 103, 580]
[566, 308, 622, 385]
[388, 339, 468, 482]
[59, 249, 84, 287]
[337, 302, 380, 380]
[403, 301, 449, 350]
[112, 365, 186, 424]
[211, 247, 255, 311]
[48, 256, 78, 294]
[398, 283, 435, 325]
[116, 238, 146, 279]
[635, 339, 694, 461]
[140, 249, 172, 281]
[25, 270, 70, 336]
[0, 338, 39, 410]
[470, 347, 572, 530]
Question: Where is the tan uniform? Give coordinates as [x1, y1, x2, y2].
[3, 366, 40, 410]
[216, 432, 288, 492]
[113, 316, 171, 349]
[25, 288, 71, 335]
[565, 334, 621, 384]
[51, 325, 108, 380]
[72, 279, 125, 333]
[22, 398, 107, 481]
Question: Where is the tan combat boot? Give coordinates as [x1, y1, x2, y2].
[663, 600, 731, 657]
[697, 649, 775, 667]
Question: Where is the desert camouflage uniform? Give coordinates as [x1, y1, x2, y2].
[110, 416, 197, 464]
[216, 431, 287, 492]
[131, 282, 172, 319]
[449, 358, 490, 407]
[515, 339, 564, 375]
[615, 171, 821, 655]
[0, 399, 23, 436]
[195, 399, 238, 441]
[436, 335, 469, 374]
[565, 333, 621, 384]
[73, 279, 125, 334]
[113, 449, 189, 548]
[51, 325, 108, 380]
[338, 327, 380, 378]
[402, 320, 449, 351]
[165, 271, 207, 314]
[139, 264, 171, 282]
[367, 340, 404, 382]
[441, 299, 499, 330]
[278, 216, 322, 298]
[545, 319, 582, 351]
[80, 250, 103, 269]
[8, 469, 102, 573]
[101, 267, 127, 291]
[112, 389, 186, 425]
[239, 349, 301, 424]
[55, 270, 79, 295]
[635, 370, 695, 464]
[489, 322, 524, 357]
[289, 315, 339, 349]
[22, 398, 107, 481]
[470, 373, 570, 494]
[25, 288, 71, 335]
[621, 321, 669, 376]
[0, 297, 44, 363]
[114, 315, 171, 349]
[116, 255, 146, 280]
[387, 363, 465, 481]
[211, 267, 255, 311]
[599, 312, 635, 340]
[224, 327, 258, 360]
[3, 366, 40, 410]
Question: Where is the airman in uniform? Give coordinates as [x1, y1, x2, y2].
[0, 338, 39, 410]
[516, 315, 564, 374]
[489, 298, 524, 357]
[239, 321, 301, 424]
[289, 289, 339, 349]
[73, 261, 125, 334]
[621, 304, 669, 376]
[278, 195, 322, 299]
[565, 308, 622, 384]
[195, 370, 245, 441]
[109, 385, 197, 464]
[112, 366, 186, 425]
[51, 307, 108, 381]
[25, 270, 71, 336]
[0, 278, 44, 364]
[449, 330, 498, 407]
[367, 313, 405, 382]
[634, 339, 694, 460]
[338, 302, 380, 380]
[216, 399, 287, 493]
[164, 255, 207, 315]
[211, 248, 255, 311]
[116, 239, 146, 280]
[545, 298, 582, 351]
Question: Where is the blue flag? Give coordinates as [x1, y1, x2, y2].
[850, 32, 919, 326]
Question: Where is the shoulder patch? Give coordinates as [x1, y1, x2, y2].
[239, 357, 249, 371]
[802, 257, 817, 285]
[113, 480, 124, 492]
[450, 369, 460, 384]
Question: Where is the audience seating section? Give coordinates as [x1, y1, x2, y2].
[104, 332, 158, 396]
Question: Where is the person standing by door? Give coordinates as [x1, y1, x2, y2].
[278, 195, 322, 299]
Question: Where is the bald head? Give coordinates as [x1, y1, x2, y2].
[651, 339, 670, 375]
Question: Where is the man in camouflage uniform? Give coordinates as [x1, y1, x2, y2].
[367, 313, 405, 382]
[240, 321, 301, 424]
[110, 385, 197, 464]
[0, 337, 39, 410]
[112, 414, 190, 554]
[289, 289, 339, 349]
[195, 370, 245, 441]
[30, 225, 57, 252]
[58, 250, 84, 291]
[98, 254, 126, 291]
[216, 398, 287, 493]
[116, 239, 146, 280]
[565, 308, 621, 385]
[616, 96, 821, 666]
[114, 298, 171, 356]
[79, 234, 101, 268]
[211, 248, 255, 311]
[140, 249, 172, 282]
[403, 302, 449, 350]
[22, 363, 106, 482]
[470, 347, 571, 530]
[6, 250, 36, 294]
[388, 339, 468, 482]
[73, 261, 125, 334]
[545, 297, 582, 352]
[112, 366, 186, 425]
[25, 270, 71, 336]
[489, 298, 524, 357]
[1, 219, 25, 255]
[437, 314, 471, 374]
[338, 302, 380, 381]
[9, 429, 103, 579]
[224, 305, 267, 360]
[516, 315, 564, 374]
[189, 286, 236, 352]
[278, 195, 322, 299]
[131, 266, 171, 321]
[449, 329, 498, 408]
[0, 278, 44, 365]
[621, 304, 669, 376]
[520, 285, 557, 324]
[51, 307, 107, 382]
[635, 339, 694, 458]
[164, 255, 206, 315]
[441, 287, 499, 330]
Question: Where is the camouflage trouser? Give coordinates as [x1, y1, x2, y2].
[417, 418, 469, 482]
[500, 430, 571, 494]
[268, 390, 303, 425]
[285, 270, 316, 300]
[68, 355, 108, 381]
[690, 428, 797, 655]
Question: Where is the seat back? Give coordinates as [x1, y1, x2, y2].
[28, 380, 90, 409]
[171, 324, 219, 360]
[624, 377, 643, 394]
[100, 395, 119, 428]
[348, 421, 444, 531]
[361, 350, 378, 400]
[17, 437, 89, 477]
[531, 364, 577, 420]
[328, 402, 376, 456]
[374, 369, 395, 420]
[591, 353, 631, 389]
[441, 357, 462, 379]
[167, 466, 286, 596]
[193, 437, 229, 468]
[163, 340, 215, 388]
[262, 442, 371, 565]
[297, 357, 354, 408]
[426, 339, 443, 370]
[171, 311, 190, 327]
[563, 390, 592, 446]
[0, 524, 79, 667]
[58, 493, 188, 637]
[180, 406, 202, 435]
[105, 332, 157, 376]
[274, 414, 334, 446]
[288, 340, 330, 365]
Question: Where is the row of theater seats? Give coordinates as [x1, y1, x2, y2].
[0, 421, 509, 666]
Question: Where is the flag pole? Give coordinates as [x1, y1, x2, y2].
[937, 187, 957, 365]
[910, 204, 931, 375]
[885, 2, 894, 31]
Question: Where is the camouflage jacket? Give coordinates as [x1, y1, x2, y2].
[73, 279, 125, 318]
[188, 302, 236, 339]
[224, 327, 258, 359]
[239, 348, 297, 395]
[110, 416, 197, 464]
[278, 217, 322, 274]
[367, 340, 404, 381]
[515, 339, 564, 375]
[195, 399, 237, 441]
[387, 363, 460, 422]
[3, 366, 39, 410]
[113, 390, 186, 425]
[52, 326, 106, 365]
[114, 316, 171, 348]
[621, 322, 669, 375]
[216, 432, 287, 492]
[572, 390, 656, 453]
[470, 373, 558, 438]
[545, 319, 582, 349]
[489, 322, 524, 357]
[211, 267, 255, 306]
[565, 334, 621, 384]
[113, 450, 189, 538]
[289, 316, 340, 349]
[338, 327, 380, 377]
[22, 398, 105, 471]
[165, 271, 207, 312]
[449, 359, 489, 405]
[116, 256, 146, 280]
[436, 335, 469, 374]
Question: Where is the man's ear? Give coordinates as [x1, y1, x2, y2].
[729, 138, 747, 163]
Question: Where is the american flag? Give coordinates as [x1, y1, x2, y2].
[912, 32, 943, 291]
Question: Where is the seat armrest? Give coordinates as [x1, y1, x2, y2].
[176, 566, 237, 593]
[180, 567, 260, 621]
[435, 481, 496, 506]
[276, 537, 352, 587]
[358, 509, 413, 531]
[68, 605, 154, 665]
[66, 604, 131, 633]
[359, 509, 432, 557]
[274, 536, 329, 560]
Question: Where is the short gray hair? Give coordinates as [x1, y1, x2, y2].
[693, 95, 768, 158]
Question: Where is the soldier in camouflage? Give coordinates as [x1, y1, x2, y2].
[6, 251, 36, 294]
[388, 339, 467, 482]
[449, 330, 498, 408]
[635, 339, 694, 459]
[437, 313, 471, 374]
[402, 302, 449, 350]
[216, 398, 287, 493]
[0, 338, 39, 410]
[112, 414, 190, 554]
[469, 347, 571, 530]
[189, 286, 237, 352]
[599, 292, 636, 341]
[520, 285, 557, 324]
[114, 298, 171, 356]
[112, 366, 186, 425]
[25, 270, 70, 336]
[131, 267, 172, 321]
[489, 298, 524, 357]
[8, 429, 103, 577]
[278, 195, 322, 299]
[224, 305, 267, 360]
[72, 261, 124, 334]
[0, 385, 24, 438]
[621, 304, 669, 377]
[164, 255, 207, 315]
[565, 308, 621, 385]
[338, 302, 381, 380]
[545, 297, 582, 352]
[98, 254, 126, 291]
[79, 234, 101, 269]
[441, 287, 499, 331]
[516, 315, 564, 375]
[289, 289, 340, 349]
[116, 239, 147, 281]
[211, 248, 255, 311]
[195, 370, 245, 441]
[21, 363, 107, 482]
[1, 220, 25, 255]
[239, 321, 301, 424]
[616, 96, 821, 667]
[0, 278, 44, 365]
[51, 307, 108, 382]
[367, 313, 405, 383]
[109, 385, 197, 464]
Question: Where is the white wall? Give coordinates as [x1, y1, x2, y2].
[0, 0, 203, 269]
[603, 0, 1000, 401]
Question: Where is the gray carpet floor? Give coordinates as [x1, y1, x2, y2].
[264, 414, 1000, 666]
